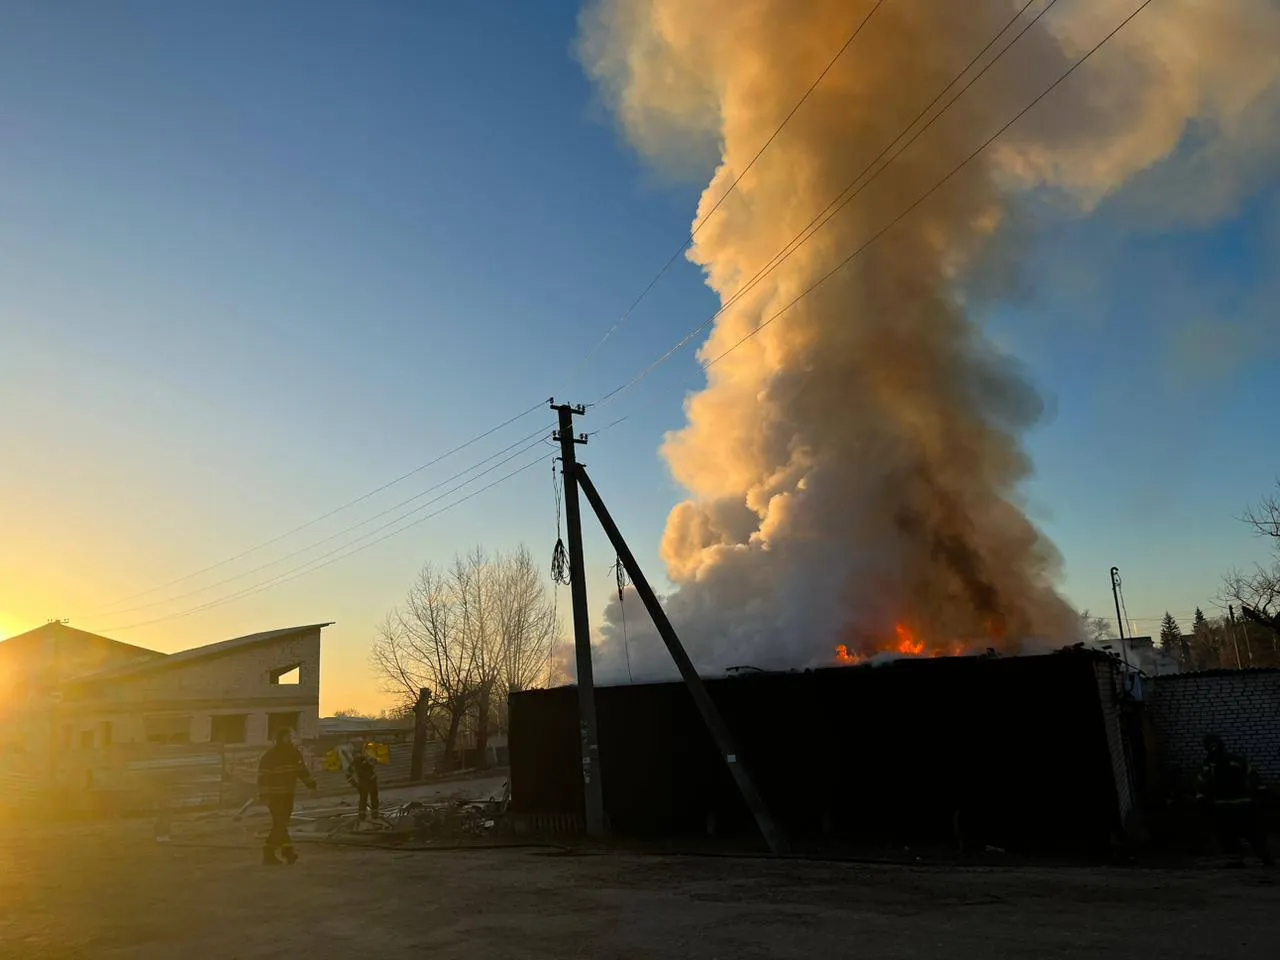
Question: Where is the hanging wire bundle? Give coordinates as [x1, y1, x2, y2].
[550, 461, 571, 586]
[611, 555, 634, 683]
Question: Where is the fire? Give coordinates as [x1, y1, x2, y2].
[833, 622, 974, 665]
[932, 639, 970, 658]
[834, 644, 860, 664]
[894, 623, 925, 656]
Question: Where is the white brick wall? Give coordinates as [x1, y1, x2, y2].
[1147, 670, 1280, 783]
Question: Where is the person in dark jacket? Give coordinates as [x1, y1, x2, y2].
[346, 742, 380, 821]
[258, 728, 317, 866]
[1196, 734, 1273, 866]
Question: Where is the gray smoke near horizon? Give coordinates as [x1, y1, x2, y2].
[576, 0, 1280, 682]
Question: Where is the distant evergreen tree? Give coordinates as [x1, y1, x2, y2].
[1159, 612, 1182, 651]
[1193, 607, 1210, 635]
[1190, 607, 1222, 669]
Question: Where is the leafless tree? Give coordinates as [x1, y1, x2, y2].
[472, 545, 561, 762]
[1241, 482, 1280, 541]
[1217, 480, 1280, 641]
[332, 707, 374, 719]
[1078, 609, 1115, 644]
[497, 546, 561, 692]
[1217, 566, 1280, 620]
[370, 544, 560, 771]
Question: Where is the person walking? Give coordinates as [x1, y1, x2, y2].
[257, 728, 317, 866]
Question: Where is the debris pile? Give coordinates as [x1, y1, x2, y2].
[313, 781, 511, 845]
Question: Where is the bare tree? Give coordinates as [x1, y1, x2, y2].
[1218, 565, 1280, 620]
[370, 556, 484, 770]
[1241, 482, 1280, 542]
[497, 545, 560, 693]
[1217, 481, 1280, 662]
[1078, 609, 1115, 644]
[482, 545, 560, 754]
[370, 544, 560, 772]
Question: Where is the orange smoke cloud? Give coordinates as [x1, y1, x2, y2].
[581, 0, 1280, 679]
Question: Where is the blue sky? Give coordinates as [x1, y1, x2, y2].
[0, 1, 1274, 710]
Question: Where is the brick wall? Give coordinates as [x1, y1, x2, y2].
[105, 633, 320, 706]
[1146, 669, 1280, 784]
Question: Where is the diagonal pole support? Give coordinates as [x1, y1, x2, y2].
[574, 463, 787, 854]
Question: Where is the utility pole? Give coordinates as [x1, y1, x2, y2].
[1228, 605, 1249, 668]
[1110, 567, 1126, 643]
[410, 687, 431, 781]
[551, 400, 605, 838]
[1108, 566, 1134, 679]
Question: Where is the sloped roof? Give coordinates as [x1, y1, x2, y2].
[319, 716, 414, 734]
[71, 622, 333, 683]
[0, 621, 164, 661]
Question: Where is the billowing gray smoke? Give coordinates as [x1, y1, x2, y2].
[576, 0, 1280, 681]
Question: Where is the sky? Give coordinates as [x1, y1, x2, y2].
[0, 1, 1275, 713]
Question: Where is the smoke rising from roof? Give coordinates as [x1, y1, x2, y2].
[577, 0, 1280, 681]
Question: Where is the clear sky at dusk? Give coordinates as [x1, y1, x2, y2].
[1, 1, 1276, 712]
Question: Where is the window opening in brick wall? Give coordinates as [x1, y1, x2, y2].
[144, 715, 191, 744]
[270, 664, 302, 685]
[210, 714, 248, 745]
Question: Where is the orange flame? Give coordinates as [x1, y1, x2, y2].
[834, 622, 975, 665]
[894, 623, 925, 656]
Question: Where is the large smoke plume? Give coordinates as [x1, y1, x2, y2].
[578, 0, 1280, 681]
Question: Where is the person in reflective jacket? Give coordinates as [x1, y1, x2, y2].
[258, 728, 317, 866]
[1196, 734, 1273, 866]
[345, 742, 380, 821]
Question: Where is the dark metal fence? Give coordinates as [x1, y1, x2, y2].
[510, 650, 1126, 855]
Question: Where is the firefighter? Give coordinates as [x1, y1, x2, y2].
[346, 740, 380, 821]
[1196, 734, 1273, 866]
[257, 727, 317, 866]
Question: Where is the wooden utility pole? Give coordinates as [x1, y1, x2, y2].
[1228, 605, 1250, 667]
[1110, 567, 1126, 643]
[552, 400, 605, 837]
[410, 687, 430, 781]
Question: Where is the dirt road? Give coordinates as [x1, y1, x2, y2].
[1, 818, 1276, 959]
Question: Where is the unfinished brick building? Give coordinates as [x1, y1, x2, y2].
[0, 620, 330, 812]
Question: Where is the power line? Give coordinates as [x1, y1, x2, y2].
[697, 0, 1151, 375]
[94, 416, 633, 633]
[586, 416, 629, 438]
[77, 0, 1155, 635]
[593, 0, 1061, 407]
[1107, 613, 1214, 623]
[98, 450, 552, 633]
[570, 0, 888, 376]
[84, 398, 549, 615]
[68, 0, 994, 620]
[95, 423, 554, 619]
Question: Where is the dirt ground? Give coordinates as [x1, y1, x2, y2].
[2, 814, 1278, 959]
